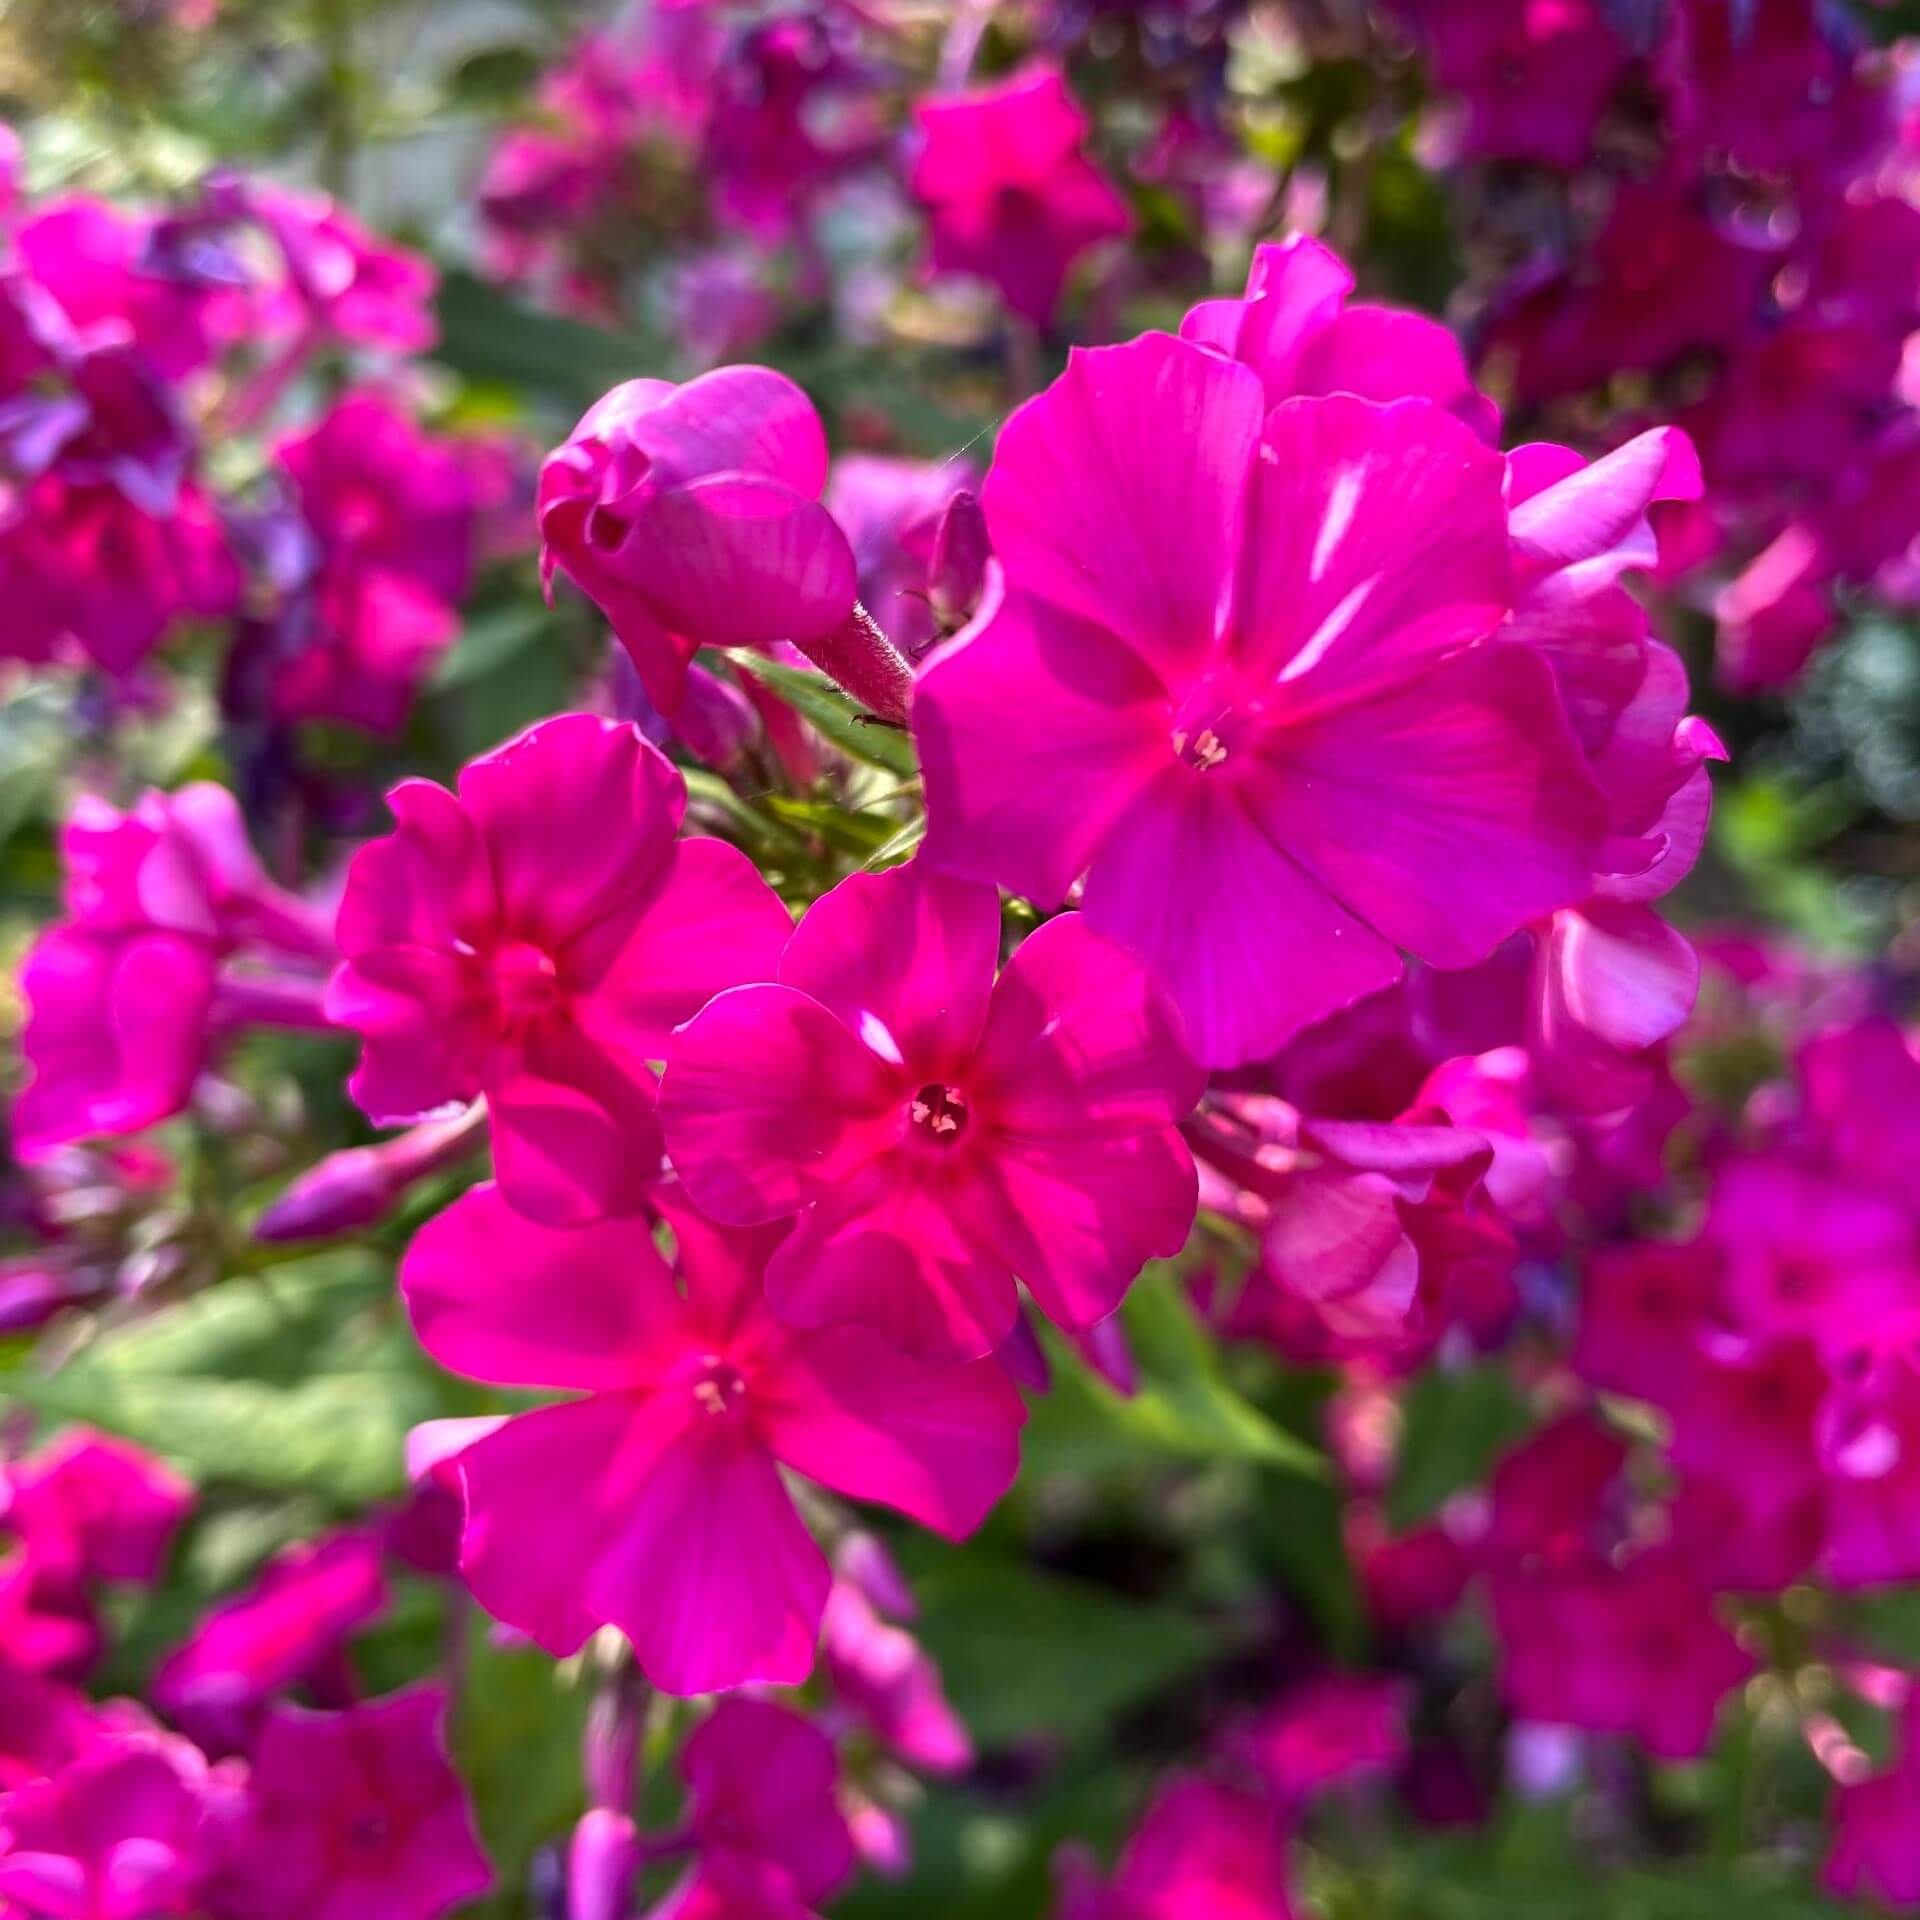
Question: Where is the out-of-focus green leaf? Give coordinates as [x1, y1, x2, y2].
[910, 1555, 1211, 1747]
[1386, 1362, 1533, 1531]
[730, 651, 920, 777]
[455, 1632, 590, 1916]
[0, 680, 73, 849]
[434, 269, 663, 409]
[430, 603, 567, 692]
[1024, 1268, 1324, 1479]
[5, 1260, 435, 1505]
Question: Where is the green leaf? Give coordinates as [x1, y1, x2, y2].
[1385, 1362, 1533, 1531]
[433, 269, 663, 410]
[1024, 1268, 1324, 1478]
[729, 651, 920, 777]
[910, 1556, 1212, 1746]
[5, 1261, 437, 1505]
[429, 603, 566, 692]
[454, 1633, 590, 1915]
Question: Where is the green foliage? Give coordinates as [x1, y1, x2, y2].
[1023, 1267, 1324, 1479]
[3, 1258, 443, 1506]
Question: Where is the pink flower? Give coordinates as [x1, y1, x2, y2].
[0, 1729, 228, 1920]
[1237, 1674, 1411, 1810]
[915, 331, 1607, 1068]
[1181, 236, 1497, 438]
[15, 199, 227, 379]
[400, 1185, 1025, 1693]
[253, 392, 477, 734]
[1705, 1155, 1920, 1355]
[1393, 0, 1629, 170]
[1826, 1700, 1920, 1907]
[221, 1688, 491, 1920]
[1658, 0, 1885, 183]
[153, 1533, 386, 1758]
[1059, 1777, 1295, 1920]
[1573, 1240, 1718, 1408]
[539, 368, 858, 717]
[821, 1581, 972, 1774]
[1491, 1547, 1752, 1758]
[14, 784, 331, 1156]
[662, 859, 1202, 1360]
[0, 475, 238, 678]
[243, 184, 438, 352]
[702, 17, 885, 241]
[327, 714, 790, 1227]
[0, 1433, 190, 1586]
[826, 453, 981, 659]
[663, 1700, 855, 1914]
[911, 64, 1131, 327]
[280, 393, 474, 609]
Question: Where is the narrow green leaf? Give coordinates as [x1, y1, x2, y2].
[730, 652, 920, 777]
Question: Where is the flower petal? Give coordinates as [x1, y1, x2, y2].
[1081, 768, 1401, 1069]
[981, 333, 1264, 683]
[916, 589, 1170, 909]
[1234, 395, 1509, 704]
[662, 986, 903, 1223]
[779, 863, 999, 1075]
[765, 1160, 1019, 1361]
[1248, 645, 1606, 969]
[401, 1183, 682, 1392]
[487, 1015, 666, 1226]
[758, 1326, 1024, 1539]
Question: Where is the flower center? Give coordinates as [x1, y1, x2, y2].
[909, 1083, 969, 1145]
[489, 940, 561, 1021]
[691, 1355, 749, 1418]
[1169, 676, 1250, 773]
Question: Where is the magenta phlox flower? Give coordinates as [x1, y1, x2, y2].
[916, 329, 1609, 1068]
[328, 713, 790, 1225]
[219, 1688, 490, 1920]
[910, 64, 1131, 327]
[662, 857, 1202, 1360]
[401, 1184, 1025, 1693]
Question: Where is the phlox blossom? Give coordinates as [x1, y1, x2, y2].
[662, 858, 1202, 1361]
[328, 713, 791, 1226]
[915, 329, 1607, 1069]
[400, 1185, 1025, 1694]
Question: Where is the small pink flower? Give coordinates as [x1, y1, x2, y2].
[153, 1533, 386, 1758]
[328, 713, 790, 1227]
[670, 1700, 854, 1911]
[244, 184, 438, 352]
[1236, 1674, 1412, 1810]
[662, 858, 1202, 1360]
[0, 475, 238, 678]
[1, 1432, 190, 1587]
[1060, 1776, 1295, 1920]
[539, 368, 858, 717]
[1826, 1699, 1920, 1907]
[0, 1728, 228, 1920]
[822, 1581, 972, 1775]
[912, 64, 1131, 327]
[221, 1688, 491, 1920]
[401, 1184, 1024, 1693]
[14, 784, 330, 1157]
[1491, 1546, 1753, 1758]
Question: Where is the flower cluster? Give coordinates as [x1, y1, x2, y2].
[7, 5, 1920, 1918]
